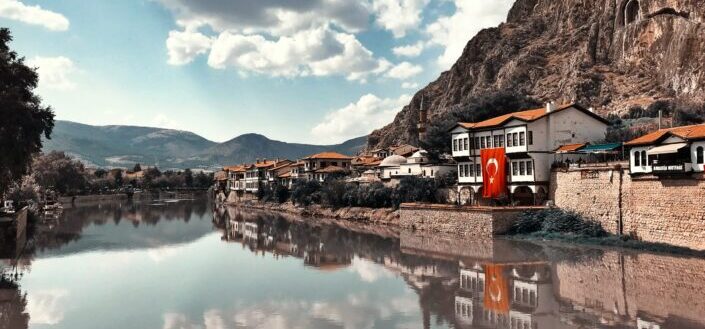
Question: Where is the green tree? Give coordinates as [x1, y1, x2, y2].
[0, 28, 55, 195]
[114, 170, 123, 187]
[133, 163, 142, 172]
[94, 168, 108, 178]
[184, 168, 193, 187]
[32, 151, 88, 195]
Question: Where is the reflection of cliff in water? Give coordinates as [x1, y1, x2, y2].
[214, 207, 705, 329]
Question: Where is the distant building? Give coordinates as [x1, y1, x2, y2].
[625, 123, 705, 175]
[301, 152, 353, 182]
[451, 102, 609, 205]
[378, 150, 455, 182]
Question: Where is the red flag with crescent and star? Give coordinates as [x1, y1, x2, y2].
[481, 148, 506, 198]
[483, 264, 509, 313]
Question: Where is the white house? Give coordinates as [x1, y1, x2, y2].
[625, 123, 705, 175]
[378, 150, 456, 182]
[302, 152, 353, 181]
[450, 102, 609, 205]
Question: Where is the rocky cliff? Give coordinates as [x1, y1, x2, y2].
[368, 0, 705, 148]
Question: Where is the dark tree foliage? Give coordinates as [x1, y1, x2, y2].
[133, 163, 142, 172]
[32, 151, 88, 195]
[94, 168, 107, 178]
[184, 168, 194, 187]
[114, 170, 123, 186]
[508, 208, 607, 238]
[0, 28, 55, 195]
[421, 91, 541, 155]
[290, 180, 321, 206]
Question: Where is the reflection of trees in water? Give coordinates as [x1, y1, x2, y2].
[0, 278, 28, 329]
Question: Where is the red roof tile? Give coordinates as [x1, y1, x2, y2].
[304, 152, 352, 160]
[625, 123, 705, 146]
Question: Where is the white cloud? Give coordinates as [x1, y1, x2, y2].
[426, 0, 514, 68]
[27, 289, 69, 325]
[167, 30, 213, 65]
[349, 257, 395, 282]
[392, 42, 424, 57]
[152, 113, 183, 130]
[386, 61, 423, 80]
[312, 93, 410, 142]
[207, 26, 388, 81]
[159, 1, 391, 81]
[0, 0, 69, 31]
[26, 56, 77, 90]
[371, 0, 430, 38]
[401, 82, 419, 89]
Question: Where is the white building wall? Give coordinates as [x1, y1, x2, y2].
[630, 146, 651, 174]
[691, 141, 705, 172]
[546, 107, 607, 150]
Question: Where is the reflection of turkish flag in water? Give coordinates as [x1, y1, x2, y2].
[481, 148, 506, 198]
[483, 264, 509, 313]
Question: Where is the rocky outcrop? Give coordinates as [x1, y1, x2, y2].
[369, 0, 705, 148]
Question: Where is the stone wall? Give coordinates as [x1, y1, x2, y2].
[554, 250, 705, 326]
[398, 203, 537, 237]
[550, 168, 705, 250]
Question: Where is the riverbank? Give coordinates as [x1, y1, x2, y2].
[228, 200, 400, 226]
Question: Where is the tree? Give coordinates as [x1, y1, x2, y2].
[133, 163, 142, 172]
[94, 168, 107, 178]
[114, 170, 123, 187]
[32, 151, 88, 195]
[184, 168, 193, 187]
[0, 28, 55, 195]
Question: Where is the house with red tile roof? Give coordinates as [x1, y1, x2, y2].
[450, 102, 609, 205]
[302, 152, 353, 182]
[625, 123, 705, 175]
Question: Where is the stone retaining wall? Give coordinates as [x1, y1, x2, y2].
[398, 203, 540, 237]
[550, 168, 705, 250]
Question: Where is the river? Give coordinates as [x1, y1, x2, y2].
[1, 198, 704, 329]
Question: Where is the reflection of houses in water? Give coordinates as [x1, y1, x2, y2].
[453, 261, 567, 329]
[303, 242, 352, 271]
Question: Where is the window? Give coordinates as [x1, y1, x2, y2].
[476, 164, 481, 177]
[458, 165, 463, 177]
[520, 162, 526, 175]
[469, 138, 474, 149]
[494, 135, 500, 148]
[528, 131, 533, 145]
[499, 135, 505, 147]
[512, 162, 518, 176]
[431, 169, 434, 177]
[475, 137, 480, 150]
[527, 161, 533, 175]
[634, 151, 640, 166]
[519, 132, 525, 146]
[698, 146, 704, 164]
[408, 168, 411, 174]
[513, 133, 518, 147]
[464, 138, 469, 150]
[641, 151, 647, 167]
[468, 164, 474, 176]
[480, 137, 486, 149]
[486, 136, 492, 148]
[506, 133, 512, 147]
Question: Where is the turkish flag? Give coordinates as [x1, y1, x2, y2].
[481, 148, 506, 198]
[483, 264, 510, 313]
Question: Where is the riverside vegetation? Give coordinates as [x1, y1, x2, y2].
[255, 173, 457, 210]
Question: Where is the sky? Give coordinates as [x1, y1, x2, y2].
[0, 0, 515, 144]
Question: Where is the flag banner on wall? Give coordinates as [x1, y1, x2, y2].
[483, 264, 510, 313]
[480, 148, 506, 198]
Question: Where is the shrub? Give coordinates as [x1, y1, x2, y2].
[509, 208, 607, 237]
[291, 180, 321, 206]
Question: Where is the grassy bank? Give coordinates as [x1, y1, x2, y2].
[506, 209, 705, 257]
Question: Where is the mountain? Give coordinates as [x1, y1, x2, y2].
[43, 121, 366, 169]
[368, 0, 705, 149]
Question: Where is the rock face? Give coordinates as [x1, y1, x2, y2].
[368, 0, 705, 148]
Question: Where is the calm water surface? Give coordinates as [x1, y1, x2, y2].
[2, 199, 705, 329]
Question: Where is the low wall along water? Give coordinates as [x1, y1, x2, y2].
[550, 168, 705, 250]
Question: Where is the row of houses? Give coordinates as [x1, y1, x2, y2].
[216, 145, 457, 195]
[216, 99, 705, 204]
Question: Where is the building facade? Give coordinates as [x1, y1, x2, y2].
[625, 123, 705, 175]
[302, 152, 353, 182]
[451, 103, 609, 205]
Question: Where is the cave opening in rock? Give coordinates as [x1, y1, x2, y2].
[625, 0, 640, 25]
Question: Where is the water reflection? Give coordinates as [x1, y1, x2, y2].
[0, 200, 704, 329]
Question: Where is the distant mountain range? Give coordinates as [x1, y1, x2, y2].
[42, 120, 367, 170]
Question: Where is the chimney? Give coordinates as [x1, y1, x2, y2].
[546, 102, 556, 113]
